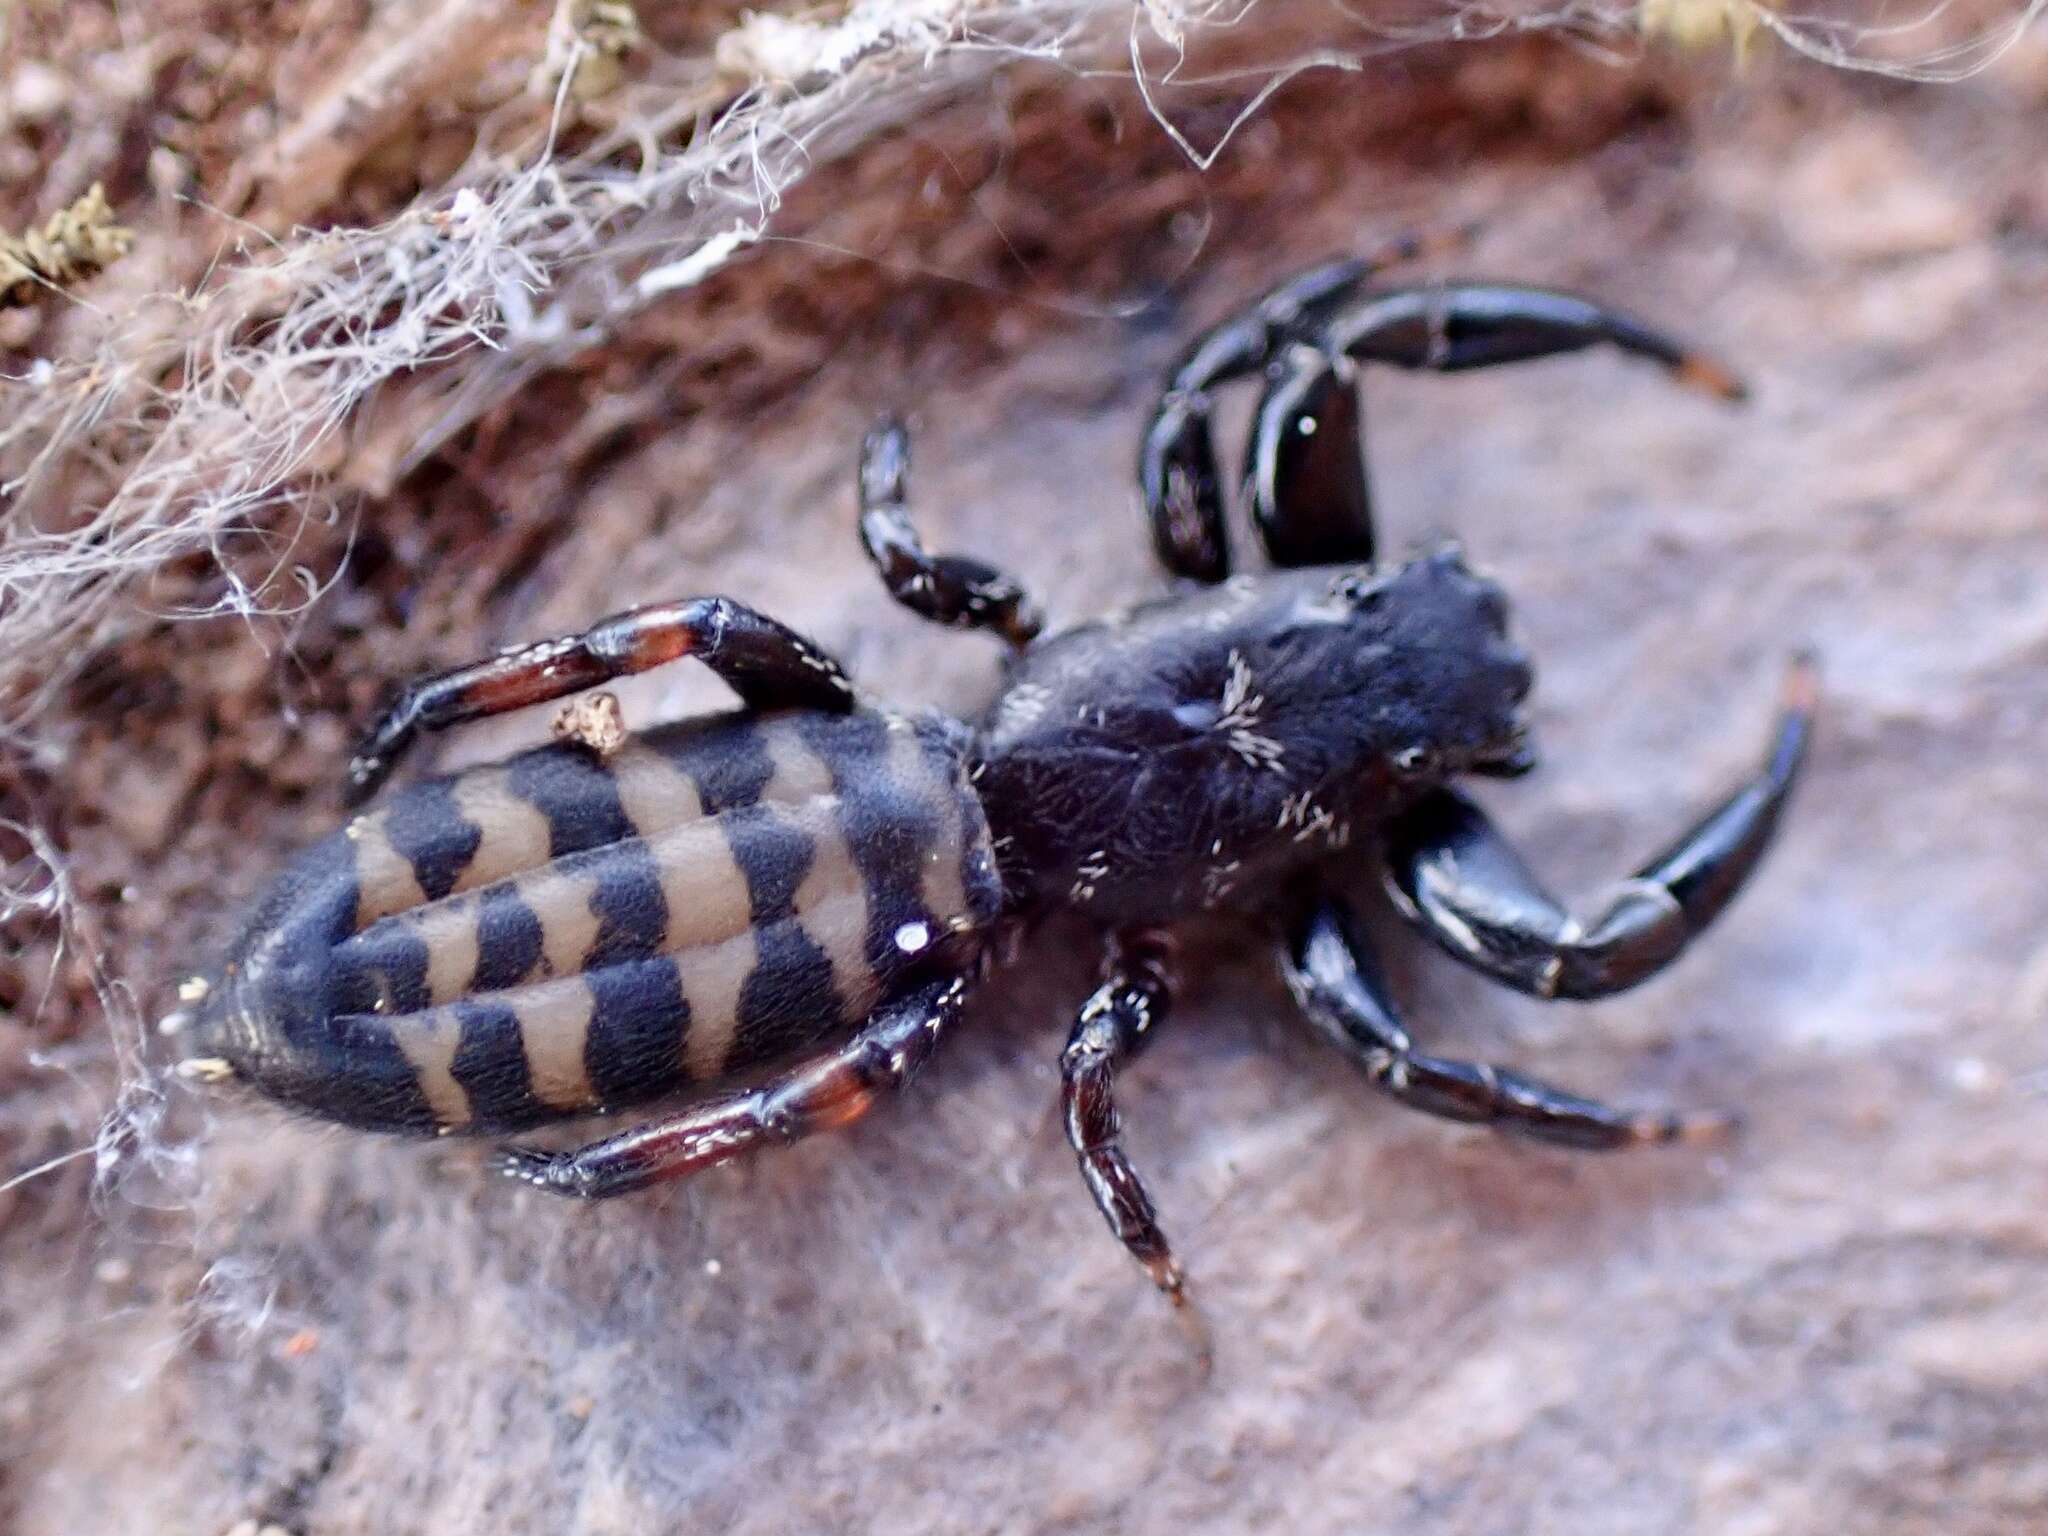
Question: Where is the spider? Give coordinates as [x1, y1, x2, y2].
[179, 238, 1814, 1314]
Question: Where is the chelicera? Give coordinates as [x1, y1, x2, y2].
[180, 239, 1814, 1314]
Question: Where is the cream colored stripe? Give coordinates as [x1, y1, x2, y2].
[375, 885, 489, 1005]
[514, 976, 601, 1111]
[517, 863, 605, 980]
[390, 1010, 472, 1129]
[758, 718, 837, 804]
[348, 814, 429, 927]
[790, 801, 872, 1022]
[678, 931, 753, 1080]
[891, 721, 972, 924]
[798, 888, 879, 1024]
[610, 742, 706, 836]
[428, 921, 479, 1003]
[668, 727, 840, 1080]
[449, 767, 555, 894]
[643, 820, 754, 952]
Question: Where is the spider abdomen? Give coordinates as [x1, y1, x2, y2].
[192, 709, 1002, 1135]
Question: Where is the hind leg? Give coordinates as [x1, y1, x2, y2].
[345, 595, 854, 803]
[497, 975, 973, 1199]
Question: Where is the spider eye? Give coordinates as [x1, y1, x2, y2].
[1331, 572, 1385, 609]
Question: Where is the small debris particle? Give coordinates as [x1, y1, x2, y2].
[281, 1329, 320, 1359]
[565, 1394, 596, 1421]
[1638, 0, 1767, 61]
[0, 184, 132, 309]
[552, 691, 627, 758]
[533, 0, 644, 100]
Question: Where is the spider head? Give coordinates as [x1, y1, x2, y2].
[1307, 546, 1537, 781]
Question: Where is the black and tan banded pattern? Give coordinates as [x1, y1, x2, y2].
[195, 708, 1003, 1135]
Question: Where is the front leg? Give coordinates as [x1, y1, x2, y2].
[1322, 281, 1749, 399]
[1060, 929, 1191, 1307]
[1242, 279, 1749, 569]
[1383, 656, 1816, 999]
[1139, 228, 1473, 581]
[498, 974, 972, 1198]
[345, 595, 855, 803]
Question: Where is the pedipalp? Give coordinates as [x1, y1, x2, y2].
[1382, 655, 1815, 1000]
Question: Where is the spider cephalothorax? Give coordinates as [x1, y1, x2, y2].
[181, 239, 1811, 1318]
[975, 552, 1539, 924]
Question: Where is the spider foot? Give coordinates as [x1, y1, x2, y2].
[492, 1146, 591, 1197]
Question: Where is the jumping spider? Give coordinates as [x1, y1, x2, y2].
[181, 239, 1814, 1314]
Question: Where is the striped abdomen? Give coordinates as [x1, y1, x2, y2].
[195, 708, 1003, 1133]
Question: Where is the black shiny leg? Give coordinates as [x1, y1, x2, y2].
[1140, 230, 1469, 581]
[858, 419, 1043, 645]
[497, 975, 972, 1198]
[1060, 930, 1194, 1308]
[1322, 281, 1749, 399]
[345, 595, 856, 804]
[1241, 345, 1375, 569]
[1383, 656, 1816, 1000]
[1239, 280, 1749, 569]
[1282, 894, 1732, 1150]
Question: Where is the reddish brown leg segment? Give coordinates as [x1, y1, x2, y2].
[345, 595, 855, 803]
[496, 975, 972, 1199]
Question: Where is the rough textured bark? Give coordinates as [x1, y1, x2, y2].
[5, 25, 2048, 1536]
